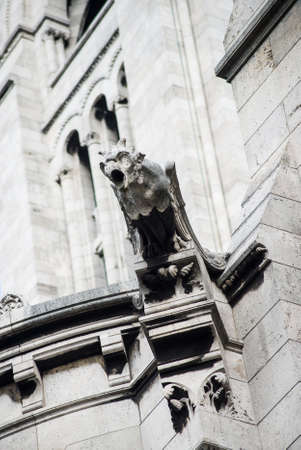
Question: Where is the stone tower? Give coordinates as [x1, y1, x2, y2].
[0, 0, 300, 449]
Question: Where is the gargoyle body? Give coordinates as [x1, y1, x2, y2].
[99, 140, 227, 274]
[99, 140, 185, 259]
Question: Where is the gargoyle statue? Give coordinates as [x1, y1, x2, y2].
[99, 139, 187, 259]
[99, 139, 227, 274]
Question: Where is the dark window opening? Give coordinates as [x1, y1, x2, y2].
[78, 0, 108, 41]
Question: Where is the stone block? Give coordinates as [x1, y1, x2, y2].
[273, 262, 301, 306]
[262, 195, 301, 236]
[258, 224, 301, 270]
[270, 1, 301, 66]
[0, 425, 38, 450]
[140, 398, 175, 450]
[250, 340, 301, 421]
[288, 436, 301, 450]
[233, 260, 278, 339]
[232, 37, 275, 111]
[284, 80, 301, 132]
[0, 383, 22, 425]
[36, 399, 140, 450]
[245, 104, 289, 176]
[258, 382, 301, 450]
[43, 355, 108, 408]
[239, 38, 301, 143]
[136, 374, 164, 422]
[66, 425, 143, 449]
[243, 300, 301, 380]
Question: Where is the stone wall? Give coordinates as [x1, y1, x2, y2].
[216, 1, 301, 448]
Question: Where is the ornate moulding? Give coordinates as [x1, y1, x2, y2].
[0, 293, 23, 317]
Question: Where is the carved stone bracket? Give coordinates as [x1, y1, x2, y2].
[163, 382, 195, 433]
[100, 331, 131, 386]
[218, 242, 270, 302]
[199, 371, 251, 421]
[42, 27, 70, 43]
[140, 258, 204, 303]
[13, 359, 44, 413]
[0, 294, 23, 317]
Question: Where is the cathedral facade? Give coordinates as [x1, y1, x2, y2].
[0, 0, 300, 449]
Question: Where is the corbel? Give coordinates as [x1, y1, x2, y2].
[13, 358, 44, 413]
[100, 331, 131, 387]
[217, 241, 270, 302]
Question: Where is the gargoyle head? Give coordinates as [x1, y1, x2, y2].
[99, 139, 145, 190]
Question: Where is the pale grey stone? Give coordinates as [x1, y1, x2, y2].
[245, 104, 288, 176]
[250, 340, 301, 421]
[140, 398, 175, 450]
[0, 425, 38, 450]
[36, 400, 140, 450]
[66, 425, 143, 449]
[258, 382, 301, 450]
[137, 374, 164, 422]
[243, 300, 296, 380]
[43, 356, 108, 408]
[270, 1, 301, 66]
[284, 80, 301, 132]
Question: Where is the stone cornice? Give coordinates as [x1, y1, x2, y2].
[0, 15, 69, 65]
[215, 0, 298, 81]
[0, 281, 139, 344]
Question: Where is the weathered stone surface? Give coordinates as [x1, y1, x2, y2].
[244, 300, 301, 380]
[36, 400, 140, 450]
[270, 1, 301, 66]
[140, 398, 176, 450]
[249, 340, 301, 421]
[284, 80, 301, 132]
[258, 382, 301, 450]
[43, 356, 108, 407]
[0, 425, 38, 450]
[66, 425, 143, 449]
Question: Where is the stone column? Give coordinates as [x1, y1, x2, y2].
[114, 97, 134, 147]
[85, 131, 129, 285]
[42, 28, 58, 76]
[55, 31, 69, 68]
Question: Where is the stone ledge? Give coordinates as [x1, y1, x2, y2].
[215, 0, 298, 81]
[0, 281, 139, 341]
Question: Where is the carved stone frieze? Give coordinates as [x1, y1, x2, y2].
[141, 260, 203, 302]
[0, 293, 23, 316]
[199, 371, 251, 421]
[163, 382, 195, 433]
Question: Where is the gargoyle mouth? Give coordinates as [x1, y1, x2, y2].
[111, 169, 125, 187]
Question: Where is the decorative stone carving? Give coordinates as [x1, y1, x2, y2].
[0, 293, 23, 316]
[163, 382, 195, 433]
[141, 260, 203, 301]
[13, 359, 44, 413]
[199, 371, 250, 421]
[218, 242, 270, 302]
[99, 139, 227, 275]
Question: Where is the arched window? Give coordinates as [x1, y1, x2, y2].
[59, 131, 106, 291]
